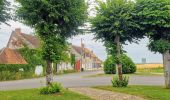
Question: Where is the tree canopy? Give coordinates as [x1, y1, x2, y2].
[0, 0, 10, 25]
[135, 0, 170, 54]
[91, 0, 143, 45]
[16, 0, 87, 62]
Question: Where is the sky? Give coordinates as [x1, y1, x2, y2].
[0, 0, 163, 63]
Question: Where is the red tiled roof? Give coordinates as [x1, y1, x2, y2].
[0, 48, 27, 64]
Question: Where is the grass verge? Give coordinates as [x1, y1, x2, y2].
[0, 89, 91, 100]
[94, 85, 170, 100]
[83, 67, 164, 78]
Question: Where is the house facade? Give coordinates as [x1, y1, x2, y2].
[6, 28, 102, 71]
[71, 44, 102, 71]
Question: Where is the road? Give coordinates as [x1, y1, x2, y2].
[0, 70, 164, 91]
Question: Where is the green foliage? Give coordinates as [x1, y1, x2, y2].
[112, 75, 129, 87]
[104, 56, 116, 74]
[0, 47, 45, 81]
[41, 36, 69, 62]
[16, 0, 88, 62]
[40, 83, 63, 94]
[18, 47, 45, 71]
[104, 54, 136, 74]
[148, 40, 170, 54]
[71, 54, 76, 66]
[0, 71, 39, 81]
[0, 0, 10, 25]
[121, 54, 136, 74]
[135, 0, 170, 53]
[91, 0, 143, 44]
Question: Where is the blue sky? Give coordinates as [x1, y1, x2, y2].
[0, 0, 163, 63]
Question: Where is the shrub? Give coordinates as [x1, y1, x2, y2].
[112, 75, 129, 87]
[40, 83, 63, 94]
[104, 54, 136, 74]
[121, 54, 136, 74]
[104, 56, 116, 74]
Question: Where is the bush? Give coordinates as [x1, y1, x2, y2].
[40, 83, 63, 94]
[121, 55, 136, 74]
[104, 54, 136, 74]
[104, 56, 116, 74]
[112, 75, 129, 87]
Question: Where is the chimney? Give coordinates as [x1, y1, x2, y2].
[15, 28, 21, 34]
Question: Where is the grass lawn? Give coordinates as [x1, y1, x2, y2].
[83, 67, 164, 78]
[0, 89, 91, 100]
[94, 85, 170, 100]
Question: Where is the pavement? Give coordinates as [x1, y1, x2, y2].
[0, 70, 165, 91]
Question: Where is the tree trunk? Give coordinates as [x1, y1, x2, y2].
[46, 60, 53, 86]
[163, 50, 170, 89]
[115, 35, 123, 81]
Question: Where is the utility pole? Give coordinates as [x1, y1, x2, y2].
[80, 38, 83, 72]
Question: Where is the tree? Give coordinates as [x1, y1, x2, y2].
[0, 0, 10, 25]
[135, 0, 170, 89]
[16, 0, 87, 85]
[91, 0, 143, 81]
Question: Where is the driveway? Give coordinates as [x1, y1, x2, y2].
[0, 70, 164, 91]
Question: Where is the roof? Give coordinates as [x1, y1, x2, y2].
[72, 45, 82, 54]
[71, 45, 102, 63]
[0, 48, 27, 64]
[21, 33, 40, 48]
[7, 28, 40, 49]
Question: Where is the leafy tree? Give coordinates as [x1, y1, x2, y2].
[16, 0, 87, 85]
[135, 0, 170, 89]
[91, 0, 143, 81]
[0, 0, 10, 25]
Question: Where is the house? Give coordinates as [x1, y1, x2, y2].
[0, 48, 27, 64]
[71, 44, 102, 71]
[6, 28, 102, 71]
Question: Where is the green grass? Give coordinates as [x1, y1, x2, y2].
[94, 85, 170, 100]
[0, 89, 91, 100]
[83, 67, 164, 78]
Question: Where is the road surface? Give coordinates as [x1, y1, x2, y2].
[0, 70, 164, 91]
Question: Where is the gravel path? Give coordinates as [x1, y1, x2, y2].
[69, 87, 145, 100]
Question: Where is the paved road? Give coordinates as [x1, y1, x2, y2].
[0, 70, 164, 91]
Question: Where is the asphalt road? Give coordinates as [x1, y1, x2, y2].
[0, 70, 165, 91]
